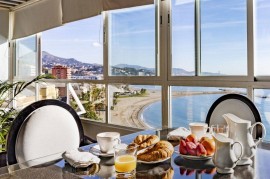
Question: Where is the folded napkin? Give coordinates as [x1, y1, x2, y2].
[63, 149, 100, 168]
[167, 127, 191, 141]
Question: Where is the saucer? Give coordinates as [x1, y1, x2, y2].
[89, 144, 114, 157]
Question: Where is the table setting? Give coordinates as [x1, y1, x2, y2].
[0, 110, 268, 179]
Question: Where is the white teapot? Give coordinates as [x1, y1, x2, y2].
[223, 113, 266, 165]
[212, 133, 243, 174]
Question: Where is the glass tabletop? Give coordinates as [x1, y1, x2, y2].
[0, 128, 269, 178]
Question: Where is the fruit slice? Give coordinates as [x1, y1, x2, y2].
[186, 142, 197, 156]
[179, 139, 188, 155]
[185, 134, 198, 144]
[196, 143, 207, 156]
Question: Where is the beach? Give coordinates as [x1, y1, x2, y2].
[110, 90, 235, 129]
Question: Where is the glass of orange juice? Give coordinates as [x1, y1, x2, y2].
[114, 143, 138, 177]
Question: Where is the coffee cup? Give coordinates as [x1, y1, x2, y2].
[97, 132, 121, 153]
[189, 122, 209, 139]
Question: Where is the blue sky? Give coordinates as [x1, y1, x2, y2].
[42, 0, 270, 75]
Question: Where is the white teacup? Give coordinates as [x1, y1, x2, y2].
[97, 132, 121, 153]
[189, 122, 209, 139]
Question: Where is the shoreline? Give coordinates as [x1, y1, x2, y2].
[111, 90, 240, 129]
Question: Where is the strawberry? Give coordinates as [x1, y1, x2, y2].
[186, 142, 197, 156]
[179, 139, 188, 155]
[196, 143, 207, 156]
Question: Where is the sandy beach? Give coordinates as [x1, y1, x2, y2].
[110, 90, 235, 129]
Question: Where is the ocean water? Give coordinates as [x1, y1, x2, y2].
[142, 94, 270, 141]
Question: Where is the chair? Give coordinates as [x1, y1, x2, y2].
[205, 93, 263, 138]
[6, 99, 94, 166]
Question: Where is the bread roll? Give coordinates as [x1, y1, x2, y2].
[131, 135, 160, 150]
[137, 141, 174, 162]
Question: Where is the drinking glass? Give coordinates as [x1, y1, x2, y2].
[211, 124, 229, 137]
[114, 143, 138, 177]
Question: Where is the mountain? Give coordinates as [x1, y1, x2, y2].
[114, 64, 152, 70]
[42, 51, 222, 76]
[42, 51, 102, 67]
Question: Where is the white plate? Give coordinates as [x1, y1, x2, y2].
[137, 157, 171, 164]
[89, 144, 114, 157]
[177, 152, 212, 160]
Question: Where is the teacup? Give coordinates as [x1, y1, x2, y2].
[189, 122, 209, 139]
[97, 132, 121, 153]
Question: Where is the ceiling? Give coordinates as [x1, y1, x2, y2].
[0, 0, 29, 9]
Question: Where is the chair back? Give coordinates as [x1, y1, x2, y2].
[6, 99, 84, 166]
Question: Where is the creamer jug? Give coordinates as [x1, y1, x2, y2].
[223, 113, 266, 165]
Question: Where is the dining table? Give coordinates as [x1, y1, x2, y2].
[0, 128, 269, 179]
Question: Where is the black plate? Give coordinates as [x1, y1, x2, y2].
[205, 94, 262, 138]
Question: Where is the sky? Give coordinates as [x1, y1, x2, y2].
[41, 0, 270, 75]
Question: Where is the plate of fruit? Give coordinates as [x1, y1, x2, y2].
[177, 134, 215, 160]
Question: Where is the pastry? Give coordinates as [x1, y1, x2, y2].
[130, 135, 160, 150]
[137, 141, 174, 162]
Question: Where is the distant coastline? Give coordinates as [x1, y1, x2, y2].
[111, 89, 237, 129]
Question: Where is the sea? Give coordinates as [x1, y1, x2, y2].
[138, 87, 270, 142]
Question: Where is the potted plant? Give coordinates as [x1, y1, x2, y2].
[0, 74, 53, 166]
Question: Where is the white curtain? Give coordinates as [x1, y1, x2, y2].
[0, 9, 9, 44]
[12, 0, 62, 39]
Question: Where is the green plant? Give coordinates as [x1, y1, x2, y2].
[0, 74, 54, 152]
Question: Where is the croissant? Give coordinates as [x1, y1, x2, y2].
[131, 135, 160, 150]
[137, 141, 174, 162]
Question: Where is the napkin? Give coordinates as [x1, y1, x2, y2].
[167, 127, 191, 141]
[62, 149, 100, 168]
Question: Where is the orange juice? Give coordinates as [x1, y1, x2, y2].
[115, 155, 137, 172]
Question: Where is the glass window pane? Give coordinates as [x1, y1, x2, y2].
[201, 0, 247, 76]
[108, 5, 156, 76]
[171, 0, 195, 76]
[171, 86, 247, 128]
[0, 42, 8, 81]
[70, 83, 106, 122]
[15, 35, 37, 77]
[109, 85, 161, 128]
[254, 89, 270, 141]
[42, 16, 103, 80]
[39, 82, 64, 100]
[254, 0, 270, 76]
[16, 86, 36, 109]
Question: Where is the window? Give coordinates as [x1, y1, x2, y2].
[42, 16, 103, 80]
[171, 0, 195, 76]
[171, 0, 247, 76]
[11, 1, 270, 143]
[109, 85, 161, 128]
[108, 5, 156, 76]
[201, 0, 247, 76]
[254, 0, 270, 76]
[15, 35, 37, 78]
[70, 83, 106, 122]
[171, 87, 247, 128]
